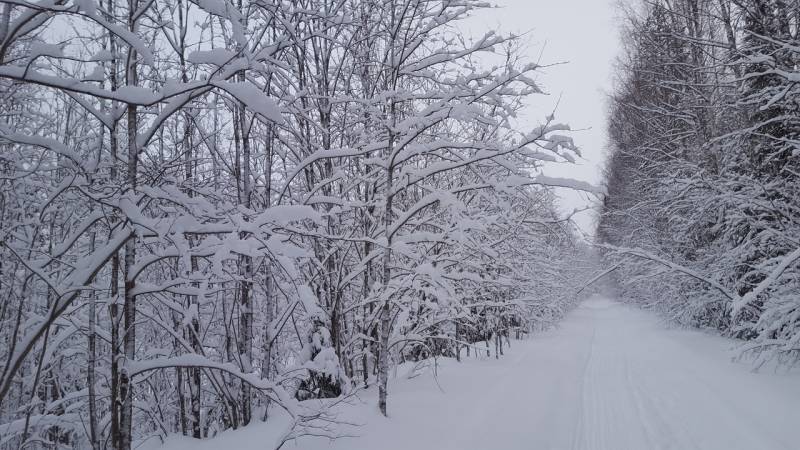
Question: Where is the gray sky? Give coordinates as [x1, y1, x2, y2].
[465, 0, 620, 237]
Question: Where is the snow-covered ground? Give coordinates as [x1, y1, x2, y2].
[155, 296, 800, 450]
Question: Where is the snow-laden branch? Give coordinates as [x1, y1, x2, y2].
[600, 243, 800, 319]
[598, 243, 738, 302]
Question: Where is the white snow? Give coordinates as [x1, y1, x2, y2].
[28, 42, 63, 59]
[214, 81, 283, 123]
[151, 296, 800, 450]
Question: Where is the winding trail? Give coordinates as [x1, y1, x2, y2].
[160, 296, 800, 450]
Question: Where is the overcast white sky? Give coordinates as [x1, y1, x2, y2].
[463, 0, 620, 237]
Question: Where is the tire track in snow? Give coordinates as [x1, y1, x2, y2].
[625, 355, 700, 450]
[571, 307, 597, 450]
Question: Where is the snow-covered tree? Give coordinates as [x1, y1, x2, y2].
[600, 0, 800, 366]
[0, 0, 592, 448]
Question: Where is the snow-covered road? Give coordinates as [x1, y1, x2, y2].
[159, 296, 800, 450]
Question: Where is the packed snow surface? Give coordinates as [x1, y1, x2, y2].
[155, 296, 800, 450]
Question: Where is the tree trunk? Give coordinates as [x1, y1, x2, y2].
[455, 321, 461, 362]
[119, 2, 140, 445]
[237, 96, 253, 426]
[262, 124, 274, 421]
[119, 102, 138, 450]
[106, 0, 121, 445]
[87, 233, 99, 450]
[377, 157, 394, 416]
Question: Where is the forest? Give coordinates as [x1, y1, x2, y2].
[0, 0, 592, 448]
[3, 0, 800, 449]
[600, 0, 800, 368]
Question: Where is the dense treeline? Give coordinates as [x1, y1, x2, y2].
[0, 0, 591, 448]
[600, 0, 800, 365]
